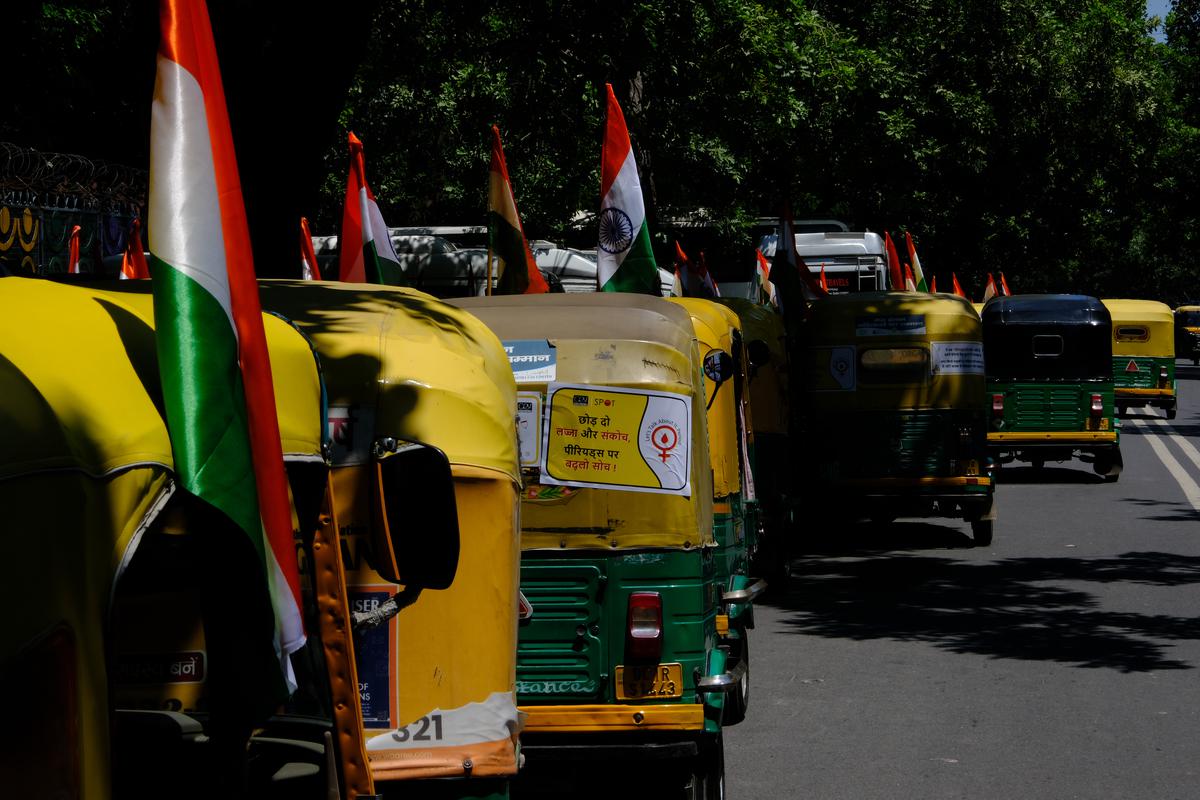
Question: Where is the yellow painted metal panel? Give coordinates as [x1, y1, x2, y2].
[988, 431, 1118, 443]
[520, 703, 705, 732]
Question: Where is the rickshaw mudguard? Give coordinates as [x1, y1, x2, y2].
[259, 281, 523, 784]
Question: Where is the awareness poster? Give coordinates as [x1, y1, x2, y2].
[540, 383, 691, 495]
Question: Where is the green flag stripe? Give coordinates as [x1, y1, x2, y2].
[149, 254, 264, 565]
[365, 240, 405, 285]
[602, 223, 659, 294]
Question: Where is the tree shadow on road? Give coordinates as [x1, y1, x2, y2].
[1120, 496, 1200, 523]
[993, 465, 1104, 484]
[770, 534, 1200, 673]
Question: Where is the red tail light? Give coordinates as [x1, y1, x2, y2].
[1090, 394, 1103, 415]
[991, 394, 1004, 414]
[626, 592, 663, 663]
[1159, 366, 1169, 386]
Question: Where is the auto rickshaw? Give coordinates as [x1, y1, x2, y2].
[669, 297, 768, 725]
[983, 294, 1121, 481]
[260, 280, 522, 799]
[1175, 305, 1200, 365]
[716, 297, 792, 580]
[1102, 299, 1177, 419]
[451, 293, 739, 797]
[0, 278, 460, 800]
[799, 292, 996, 545]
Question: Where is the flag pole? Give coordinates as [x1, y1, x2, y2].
[486, 247, 494, 296]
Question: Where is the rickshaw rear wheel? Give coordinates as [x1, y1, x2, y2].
[1167, 407, 1177, 420]
[970, 518, 994, 547]
[724, 635, 749, 726]
[686, 733, 725, 800]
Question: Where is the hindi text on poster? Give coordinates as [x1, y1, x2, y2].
[540, 383, 691, 495]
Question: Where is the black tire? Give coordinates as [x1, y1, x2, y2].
[971, 518, 994, 547]
[687, 734, 725, 800]
[1031, 458, 1045, 470]
[1095, 447, 1123, 482]
[723, 636, 749, 726]
[1167, 407, 1178, 420]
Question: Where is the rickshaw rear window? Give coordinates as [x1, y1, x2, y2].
[1032, 335, 1063, 357]
[1114, 326, 1148, 342]
[859, 347, 928, 382]
[1177, 311, 1200, 326]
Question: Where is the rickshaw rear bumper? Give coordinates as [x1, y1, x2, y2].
[517, 705, 711, 764]
[988, 431, 1118, 447]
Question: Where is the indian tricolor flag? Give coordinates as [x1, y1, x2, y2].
[149, 0, 304, 709]
[299, 216, 320, 281]
[905, 230, 928, 292]
[597, 83, 659, 293]
[339, 131, 402, 284]
[488, 125, 548, 295]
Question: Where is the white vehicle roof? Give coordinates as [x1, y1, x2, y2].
[758, 231, 884, 259]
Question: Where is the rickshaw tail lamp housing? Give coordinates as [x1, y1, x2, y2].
[1159, 366, 1169, 385]
[626, 592, 663, 662]
[1090, 394, 1103, 415]
[991, 394, 1004, 414]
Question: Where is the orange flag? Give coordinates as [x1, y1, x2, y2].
[951, 272, 967, 298]
[67, 225, 81, 274]
[120, 219, 150, 279]
[299, 216, 320, 280]
[820, 264, 829, 293]
[884, 231, 904, 290]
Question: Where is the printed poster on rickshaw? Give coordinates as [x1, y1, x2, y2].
[541, 383, 691, 495]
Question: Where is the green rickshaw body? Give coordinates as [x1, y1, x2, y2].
[799, 292, 995, 540]
[1102, 299, 1177, 418]
[983, 295, 1122, 479]
[451, 294, 733, 787]
[716, 297, 793, 578]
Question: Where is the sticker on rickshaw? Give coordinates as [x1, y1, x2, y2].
[516, 391, 543, 466]
[805, 346, 857, 391]
[350, 588, 397, 729]
[504, 339, 557, 383]
[930, 341, 985, 375]
[540, 383, 692, 495]
[856, 314, 926, 336]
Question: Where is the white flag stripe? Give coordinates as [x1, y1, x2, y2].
[597, 148, 644, 284]
[149, 56, 235, 332]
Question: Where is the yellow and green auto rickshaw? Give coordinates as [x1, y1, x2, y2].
[0, 278, 460, 799]
[260, 280, 522, 799]
[1176, 305, 1200, 365]
[1102, 299, 1177, 419]
[668, 297, 768, 725]
[983, 295, 1121, 481]
[799, 292, 996, 545]
[717, 297, 793, 581]
[452, 293, 738, 796]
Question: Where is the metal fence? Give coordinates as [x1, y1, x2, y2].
[0, 143, 146, 276]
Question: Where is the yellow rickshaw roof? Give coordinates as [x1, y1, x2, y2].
[1101, 299, 1174, 356]
[668, 297, 741, 352]
[717, 298, 785, 346]
[1177, 305, 1200, 312]
[807, 291, 981, 339]
[1101, 299, 1174, 325]
[453, 292, 697, 352]
[260, 280, 518, 482]
[0, 278, 324, 481]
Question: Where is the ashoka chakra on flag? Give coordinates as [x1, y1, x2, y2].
[599, 207, 634, 254]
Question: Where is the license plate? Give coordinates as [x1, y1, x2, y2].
[615, 662, 683, 700]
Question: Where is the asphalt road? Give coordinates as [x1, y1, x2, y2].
[725, 362, 1200, 799]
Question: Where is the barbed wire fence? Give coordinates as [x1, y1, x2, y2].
[0, 142, 147, 275]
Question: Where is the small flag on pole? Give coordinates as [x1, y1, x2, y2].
[299, 217, 320, 281]
[149, 0, 305, 712]
[755, 248, 775, 306]
[981, 273, 998, 303]
[951, 272, 967, 298]
[121, 219, 150, 280]
[931, 275, 938, 293]
[488, 125, 549, 295]
[904, 263, 917, 292]
[597, 84, 659, 294]
[884, 231, 904, 291]
[999, 271, 1012, 296]
[67, 225, 82, 274]
[905, 231, 928, 291]
[819, 264, 829, 293]
[339, 132, 403, 284]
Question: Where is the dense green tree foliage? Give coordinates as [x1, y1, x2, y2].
[5, 1, 1197, 299]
